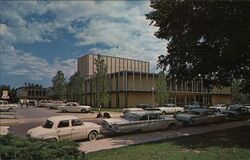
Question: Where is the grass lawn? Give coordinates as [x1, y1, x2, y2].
[86, 125, 250, 160]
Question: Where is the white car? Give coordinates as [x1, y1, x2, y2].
[103, 111, 177, 133]
[122, 108, 144, 114]
[0, 100, 18, 112]
[27, 115, 101, 141]
[0, 126, 9, 135]
[209, 104, 227, 112]
[48, 101, 65, 109]
[59, 102, 91, 113]
[157, 104, 184, 115]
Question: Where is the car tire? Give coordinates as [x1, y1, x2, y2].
[81, 109, 86, 113]
[8, 108, 13, 112]
[162, 111, 167, 115]
[88, 131, 98, 141]
[167, 123, 176, 129]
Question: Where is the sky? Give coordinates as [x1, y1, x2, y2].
[0, 0, 167, 88]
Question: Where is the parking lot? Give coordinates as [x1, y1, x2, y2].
[1, 106, 249, 153]
[7, 107, 121, 138]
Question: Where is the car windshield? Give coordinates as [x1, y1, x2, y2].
[42, 120, 54, 129]
[123, 113, 141, 121]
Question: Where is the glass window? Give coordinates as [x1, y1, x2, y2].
[58, 120, 69, 128]
[148, 114, 159, 120]
[42, 120, 54, 129]
[71, 119, 82, 126]
[139, 115, 148, 121]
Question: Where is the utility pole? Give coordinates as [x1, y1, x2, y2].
[152, 87, 154, 108]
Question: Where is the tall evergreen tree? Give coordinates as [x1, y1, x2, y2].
[93, 55, 109, 107]
[67, 72, 84, 104]
[52, 70, 66, 100]
[155, 72, 169, 106]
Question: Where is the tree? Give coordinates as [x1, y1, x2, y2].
[93, 55, 109, 107]
[155, 72, 169, 106]
[52, 70, 66, 100]
[146, 0, 250, 92]
[67, 72, 84, 104]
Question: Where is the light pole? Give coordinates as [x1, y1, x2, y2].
[152, 87, 154, 108]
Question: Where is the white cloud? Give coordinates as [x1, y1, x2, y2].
[0, 43, 76, 81]
[0, 1, 167, 86]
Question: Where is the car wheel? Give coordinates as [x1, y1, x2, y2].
[8, 108, 13, 112]
[167, 123, 176, 129]
[88, 131, 98, 141]
[162, 111, 167, 115]
[81, 109, 86, 113]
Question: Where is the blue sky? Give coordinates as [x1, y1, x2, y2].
[0, 1, 166, 87]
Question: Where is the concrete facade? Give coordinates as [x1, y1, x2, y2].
[78, 54, 232, 108]
[78, 54, 150, 78]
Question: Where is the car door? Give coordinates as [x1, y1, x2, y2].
[57, 120, 72, 140]
[206, 111, 219, 123]
[71, 119, 87, 140]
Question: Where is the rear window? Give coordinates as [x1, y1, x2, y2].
[58, 120, 69, 128]
[42, 120, 54, 129]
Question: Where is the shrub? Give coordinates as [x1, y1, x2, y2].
[0, 134, 85, 160]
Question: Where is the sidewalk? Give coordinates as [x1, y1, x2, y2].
[0, 119, 19, 125]
[78, 120, 250, 153]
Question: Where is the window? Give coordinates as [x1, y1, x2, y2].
[58, 120, 69, 128]
[42, 120, 53, 129]
[148, 114, 159, 120]
[139, 115, 148, 121]
[71, 119, 82, 126]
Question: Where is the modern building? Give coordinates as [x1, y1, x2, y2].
[16, 84, 49, 100]
[78, 53, 150, 78]
[78, 53, 232, 108]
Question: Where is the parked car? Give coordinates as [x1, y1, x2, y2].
[184, 101, 201, 111]
[37, 100, 49, 108]
[59, 102, 91, 113]
[175, 108, 225, 127]
[0, 126, 9, 135]
[157, 103, 184, 115]
[122, 107, 144, 114]
[48, 101, 65, 109]
[243, 104, 250, 110]
[27, 115, 101, 141]
[222, 105, 250, 120]
[209, 104, 227, 112]
[102, 111, 177, 133]
[0, 100, 18, 112]
[135, 104, 153, 110]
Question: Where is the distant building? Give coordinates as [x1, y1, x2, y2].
[16, 84, 48, 100]
[78, 53, 232, 108]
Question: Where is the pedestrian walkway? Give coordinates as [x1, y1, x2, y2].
[78, 120, 250, 153]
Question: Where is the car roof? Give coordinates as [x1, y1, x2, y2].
[48, 115, 78, 122]
[126, 110, 160, 116]
[189, 108, 210, 112]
